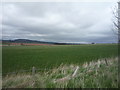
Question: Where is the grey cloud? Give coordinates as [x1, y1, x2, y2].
[1, 2, 118, 43]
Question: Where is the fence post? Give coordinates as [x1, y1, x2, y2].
[105, 58, 108, 66]
[72, 66, 79, 77]
[32, 66, 36, 75]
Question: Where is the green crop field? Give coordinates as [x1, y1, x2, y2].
[2, 44, 118, 75]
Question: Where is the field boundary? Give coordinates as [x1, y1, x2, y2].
[3, 67, 51, 76]
[2, 57, 118, 88]
[3, 57, 110, 76]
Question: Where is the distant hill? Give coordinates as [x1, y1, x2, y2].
[2, 39, 83, 45]
[2, 39, 57, 44]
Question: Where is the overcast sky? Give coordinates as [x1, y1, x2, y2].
[1, 1, 118, 43]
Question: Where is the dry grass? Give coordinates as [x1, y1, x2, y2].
[2, 57, 118, 88]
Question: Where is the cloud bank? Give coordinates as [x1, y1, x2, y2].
[1, 2, 118, 43]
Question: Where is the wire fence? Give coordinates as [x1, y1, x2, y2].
[2, 59, 110, 77]
[3, 67, 52, 76]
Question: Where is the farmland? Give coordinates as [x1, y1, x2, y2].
[2, 44, 118, 75]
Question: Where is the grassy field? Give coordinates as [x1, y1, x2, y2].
[2, 44, 118, 75]
[2, 57, 118, 88]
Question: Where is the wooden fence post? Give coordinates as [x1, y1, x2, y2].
[72, 66, 79, 77]
[32, 66, 36, 75]
[105, 59, 108, 66]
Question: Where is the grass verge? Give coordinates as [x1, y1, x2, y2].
[2, 57, 118, 88]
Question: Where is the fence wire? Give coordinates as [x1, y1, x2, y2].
[2, 67, 52, 76]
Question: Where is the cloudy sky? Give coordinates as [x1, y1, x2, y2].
[1, 1, 118, 43]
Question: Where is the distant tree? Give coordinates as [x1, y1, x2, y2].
[113, 1, 120, 43]
[91, 42, 95, 44]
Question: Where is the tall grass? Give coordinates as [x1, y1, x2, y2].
[2, 57, 118, 88]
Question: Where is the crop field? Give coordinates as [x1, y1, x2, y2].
[2, 44, 118, 75]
